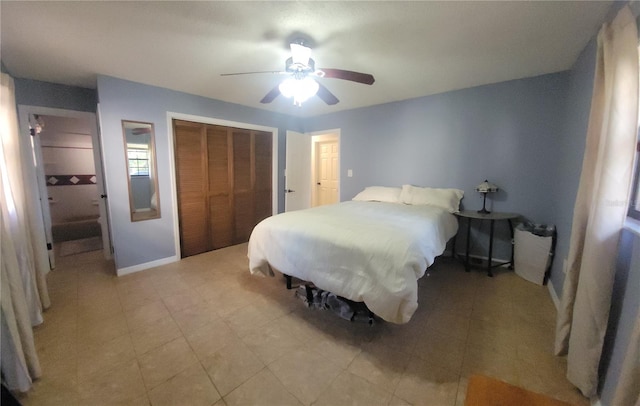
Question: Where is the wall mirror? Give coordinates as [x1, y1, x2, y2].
[122, 120, 160, 221]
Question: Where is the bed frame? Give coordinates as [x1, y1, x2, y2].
[283, 274, 376, 324]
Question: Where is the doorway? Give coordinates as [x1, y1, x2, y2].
[284, 129, 340, 212]
[17, 106, 112, 266]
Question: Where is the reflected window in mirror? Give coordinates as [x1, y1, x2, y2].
[127, 147, 150, 176]
[122, 120, 160, 222]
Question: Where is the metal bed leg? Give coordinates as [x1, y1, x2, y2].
[304, 284, 314, 307]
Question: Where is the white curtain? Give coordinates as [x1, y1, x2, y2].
[554, 6, 639, 398]
[0, 72, 50, 391]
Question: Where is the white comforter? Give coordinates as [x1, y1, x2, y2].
[248, 201, 458, 324]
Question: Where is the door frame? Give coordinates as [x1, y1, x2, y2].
[166, 112, 278, 259]
[309, 129, 340, 207]
[29, 123, 56, 268]
[17, 105, 113, 262]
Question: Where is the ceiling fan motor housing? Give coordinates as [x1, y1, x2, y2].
[285, 57, 315, 78]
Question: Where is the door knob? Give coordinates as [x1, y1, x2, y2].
[284, 189, 295, 193]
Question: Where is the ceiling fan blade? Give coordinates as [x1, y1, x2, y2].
[221, 71, 286, 76]
[318, 68, 375, 85]
[316, 82, 339, 105]
[260, 85, 281, 104]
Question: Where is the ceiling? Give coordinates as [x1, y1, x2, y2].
[1, 1, 613, 117]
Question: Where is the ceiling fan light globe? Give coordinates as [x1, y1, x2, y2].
[278, 78, 297, 98]
[279, 77, 319, 106]
[293, 77, 319, 105]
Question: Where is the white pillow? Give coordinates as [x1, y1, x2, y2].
[352, 186, 402, 203]
[399, 184, 464, 213]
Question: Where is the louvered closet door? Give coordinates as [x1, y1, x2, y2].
[174, 120, 209, 257]
[232, 129, 254, 244]
[207, 125, 233, 249]
[254, 131, 272, 224]
[174, 120, 273, 257]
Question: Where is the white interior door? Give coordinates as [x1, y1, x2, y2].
[285, 131, 311, 212]
[29, 120, 56, 269]
[94, 106, 113, 259]
[315, 140, 339, 206]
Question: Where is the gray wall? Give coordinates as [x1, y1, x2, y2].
[96, 75, 303, 270]
[14, 78, 97, 113]
[305, 73, 569, 260]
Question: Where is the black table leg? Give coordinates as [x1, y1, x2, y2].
[488, 219, 495, 277]
[508, 219, 514, 269]
[451, 226, 457, 259]
[465, 217, 471, 272]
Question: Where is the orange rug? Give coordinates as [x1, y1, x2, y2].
[465, 375, 573, 406]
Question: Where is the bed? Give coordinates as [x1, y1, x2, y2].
[248, 185, 462, 324]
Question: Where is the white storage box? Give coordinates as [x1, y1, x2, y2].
[514, 224, 555, 285]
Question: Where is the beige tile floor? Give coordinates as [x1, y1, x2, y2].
[16, 243, 589, 406]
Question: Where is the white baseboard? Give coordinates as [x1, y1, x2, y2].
[116, 255, 179, 276]
[547, 279, 560, 311]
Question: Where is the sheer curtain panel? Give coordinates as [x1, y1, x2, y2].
[0, 72, 50, 391]
[554, 6, 639, 398]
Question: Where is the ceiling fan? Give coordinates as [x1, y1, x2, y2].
[221, 40, 375, 106]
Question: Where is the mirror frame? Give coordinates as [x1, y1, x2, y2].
[122, 119, 160, 222]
